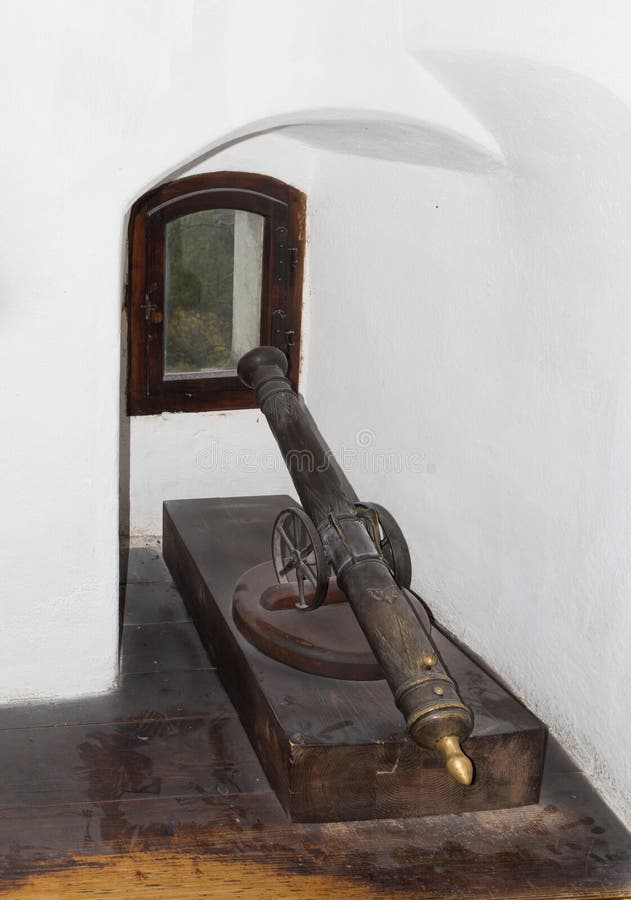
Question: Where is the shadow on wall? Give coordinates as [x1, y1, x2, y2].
[271, 117, 503, 173]
[167, 110, 504, 181]
[412, 53, 631, 635]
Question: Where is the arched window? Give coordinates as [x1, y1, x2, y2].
[127, 172, 305, 414]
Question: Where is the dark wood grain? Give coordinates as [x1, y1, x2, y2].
[0, 793, 287, 860]
[163, 496, 547, 823]
[0, 669, 232, 731]
[0, 716, 268, 809]
[121, 622, 212, 674]
[1, 759, 629, 899]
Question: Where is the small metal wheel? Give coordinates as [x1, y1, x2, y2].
[356, 502, 412, 588]
[272, 507, 329, 610]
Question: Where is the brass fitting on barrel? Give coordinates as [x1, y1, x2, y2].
[396, 671, 474, 785]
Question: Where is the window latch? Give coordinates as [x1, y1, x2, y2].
[141, 296, 163, 325]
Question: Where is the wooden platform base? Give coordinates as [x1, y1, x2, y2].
[163, 495, 547, 823]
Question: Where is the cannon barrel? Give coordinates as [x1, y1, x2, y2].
[238, 346, 474, 784]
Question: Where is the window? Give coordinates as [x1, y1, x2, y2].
[127, 172, 305, 414]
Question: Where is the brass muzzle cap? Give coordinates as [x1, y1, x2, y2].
[435, 735, 474, 785]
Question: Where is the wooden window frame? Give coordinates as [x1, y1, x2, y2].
[127, 171, 305, 415]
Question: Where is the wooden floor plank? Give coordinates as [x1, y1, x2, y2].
[3, 855, 381, 900]
[1, 769, 629, 899]
[0, 670, 232, 731]
[123, 582, 191, 625]
[0, 793, 286, 855]
[0, 716, 268, 810]
[121, 622, 212, 675]
[125, 547, 175, 585]
[542, 735, 582, 775]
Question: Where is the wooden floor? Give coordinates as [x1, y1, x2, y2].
[0, 547, 629, 899]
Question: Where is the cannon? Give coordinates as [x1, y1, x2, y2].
[237, 346, 474, 785]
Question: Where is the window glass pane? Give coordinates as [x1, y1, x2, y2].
[164, 209, 264, 378]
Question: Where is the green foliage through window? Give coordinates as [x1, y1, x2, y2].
[164, 209, 235, 373]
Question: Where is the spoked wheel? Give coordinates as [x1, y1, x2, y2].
[356, 502, 412, 588]
[271, 507, 329, 610]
